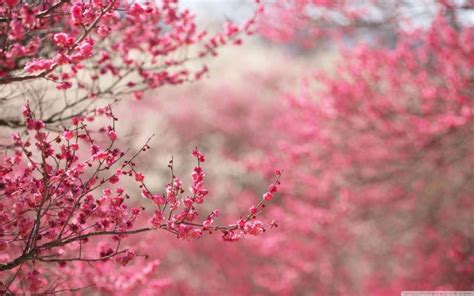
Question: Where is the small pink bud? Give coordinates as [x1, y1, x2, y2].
[263, 192, 273, 201]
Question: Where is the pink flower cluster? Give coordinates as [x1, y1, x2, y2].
[0, 0, 263, 90]
[0, 103, 282, 293]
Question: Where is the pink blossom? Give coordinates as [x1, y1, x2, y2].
[97, 25, 111, 38]
[24, 59, 54, 73]
[135, 172, 145, 182]
[56, 81, 72, 90]
[53, 33, 74, 48]
[263, 192, 273, 201]
[71, 3, 83, 25]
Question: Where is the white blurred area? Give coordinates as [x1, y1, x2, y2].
[183, 0, 257, 25]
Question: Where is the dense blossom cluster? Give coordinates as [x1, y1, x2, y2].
[0, 0, 262, 131]
[1, 0, 259, 84]
[0, 103, 281, 293]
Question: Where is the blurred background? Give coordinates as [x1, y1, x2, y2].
[108, 0, 474, 295]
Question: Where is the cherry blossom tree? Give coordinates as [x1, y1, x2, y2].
[0, 0, 286, 294]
